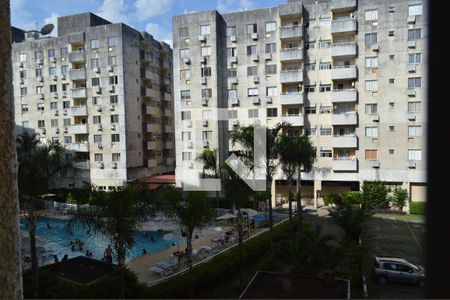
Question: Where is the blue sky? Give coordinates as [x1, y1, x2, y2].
[11, 0, 286, 46]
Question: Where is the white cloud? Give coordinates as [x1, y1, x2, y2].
[217, 0, 236, 13]
[43, 12, 59, 36]
[10, 0, 35, 30]
[134, 0, 173, 21]
[239, 0, 255, 10]
[217, 0, 255, 13]
[145, 22, 172, 47]
[97, 0, 128, 23]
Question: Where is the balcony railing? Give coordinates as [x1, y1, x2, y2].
[71, 124, 88, 134]
[74, 160, 90, 170]
[69, 68, 86, 81]
[66, 142, 89, 152]
[331, 42, 357, 57]
[282, 114, 304, 126]
[280, 48, 303, 61]
[69, 50, 86, 63]
[332, 112, 358, 125]
[280, 92, 304, 105]
[331, 66, 357, 80]
[332, 135, 358, 148]
[280, 70, 303, 83]
[332, 158, 358, 171]
[331, 89, 357, 103]
[71, 87, 87, 99]
[331, 19, 357, 34]
[331, 0, 357, 11]
[280, 26, 303, 39]
[70, 106, 88, 116]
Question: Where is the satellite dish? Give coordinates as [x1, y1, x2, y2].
[40, 23, 54, 35]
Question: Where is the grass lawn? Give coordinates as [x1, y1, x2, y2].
[372, 213, 425, 223]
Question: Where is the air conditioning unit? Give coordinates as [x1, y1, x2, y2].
[230, 77, 238, 85]
[183, 57, 191, 64]
[201, 98, 208, 106]
[111, 124, 116, 130]
[97, 124, 103, 131]
[371, 44, 380, 52]
[186, 120, 193, 128]
[51, 75, 57, 81]
[96, 106, 102, 112]
[407, 15, 416, 24]
[408, 160, 416, 168]
[198, 35, 206, 42]
[230, 35, 237, 42]
[200, 56, 207, 64]
[252, 97, 260, 105]
[407, 89, 416, 97]
[110, 104, 116, 111]
[203, 140, 209, 148]
[251, 33, 258, 40]
[19, 61, 24, 68]
[107, 65, 114, 72]
[50, 57, 56, 63]
[63, 127, 68, 133]
[53, 109, 59, 116]
[251, 54, 259, 62]
[202, 119, 208, 127]
[407, 64, 416, 72]
[253, 75, 259, 83]
[37, 76, 44, 82]
[231, 98, 239, 106]
[266, 97, 272, 104]
[94, 86, 101, 94]
[55, 128, 60, 134]
[201, 77, 207, 85]
[230, 56, 238, 64]
[112, 162, 118, 169]
[109, 85, 115, 92]
[371, 160, 380, 168]
[62, 91, 67, 98]
[371, 114, 380, 121]
[96, 162, 104, 169]
[63, 109, 68, 115]
[38, 93, 44, 100]
[407, 113, 416, 121]
[187, 141, 193, 149]
[93, 67, 100, 74]
[265, 53, 272, 60]
[98, 143, 103, 149]
[52, 92, 58, 99]
[20, 78, 24, 84]
[407, 40, 416, 48]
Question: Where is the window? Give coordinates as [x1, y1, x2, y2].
[320, 128, 332, 136]
[19, 52, 27, 62]
[409, 53, 422, 64]
[202, 110, 212, 120]
[248, 88, 259, 96]
[64, 136, 72, 144]
[112, 153, 121, 162]
[365, 80, 378, 92]
[408, 29, 421, 41]
[50, 119, 58, 127]
[389, 6, 396, 12]
[93, 135, 102, 143]
[306, 41, 316, 49]
[179, 27, 189, 37]
[201, 46, 211, 57]
[17, 69, 24, 79]
[267, 86, 277, 96]
[50, 102, 57, 110]
[389, 78, 395, 84]
[408, 101, 421, 113]
[388, 30, 395, 37]
[95, 154, 103, 162]
[182, 152, 191, 161]
[365, 33, 378, 45]
[389, 102, 395, 109]
[111, 134, 120, 142]
[34, 51, 42, 60]
[365, 9, 378, 21]
[38, 120, 45, 128]
[227, 68, 237, 77]
[408, 149, 422, 160]
[109, 76, 118, 85]
[91, 58, 99, 68]
[49, 67, 56, 76]
[320, 150, 332, 157]
[50, 84, 57, 92]
[389, 149, 395, 155]
[365, 149, 378, 160]
[287, 108, 299, 116]
[408, 4, 422, 16]
[108, 95, 118, 104]
[21, 104, 28, 112]
[320, 106, 332, 114]
[182, 132, 191, 141]
[60, 47, 68, 56]
[365, 103, 378, 114]
[408, 77, 421, 89]
[389, 126, 395, 132]
[227, 47, 237, 57]
[265, 21, 276, 32]
[110, 115, 119, 123]
[267, 108, 277, 117]
[48, 49, 56, 58]
[20, 87, 27, 96]
[247, 45, 257, 55]
[180, 111, 191, 121]
[36, 86, 43, 94]
[305, 63, 316, 71]
[200, 25, 211, 35]
[389, 55, 395, 61]
[319, 62, 331, 70]
[305, 127, 317, 136]
[180, 49, 190, 59]
[265, 43, 276, 54]
[107, 36, 118, 46]
[201, 67, 211, 77]
[63, 101, 70, 109]
[61, 65, 68, 75]
[226, 26, 236, 36]
[408, 125, 422, 137]
[201, 89, 212, 98]
[62, 83, 69, 92]
[228, 110, 238, 119]
[228, 89, 237, 99]
[63, 118, 71, 126]
[265, 64, 277, 75]
[248, 109, 259, 118]
[202, 131, 212, 141]
[365, 127, 378, 137]
[365, 57, 378, 68]
[246, 23, 257, 34]
[35, 68, 42, 77]
[318, 40, 331, 48]
[181, 90, 191, 100]
[108, 56, 117, 65]
[180, 69, 190, 81]
[319, 84, 331, 92]
[92, 78, 100, 86]
[90, 39, 99, 49]
[305, 85, 315, 93]
[92, 97, 100, 105]
[305, 106, 316, 114]
[247, 66, 258, 76]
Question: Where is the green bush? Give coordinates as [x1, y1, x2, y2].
[362, 181, 389, 209]
[409, 201, 426, 215]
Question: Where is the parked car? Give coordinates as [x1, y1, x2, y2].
[373, 256, 425, 286]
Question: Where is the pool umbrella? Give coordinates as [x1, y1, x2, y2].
[240, 208, 258, 217]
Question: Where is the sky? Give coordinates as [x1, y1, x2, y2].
[11, 0, 286, 46]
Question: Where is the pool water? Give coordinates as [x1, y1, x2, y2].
[20, 217, 180, 263]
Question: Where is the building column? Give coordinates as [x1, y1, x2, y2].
[271, 178, 276, 208]
[402, 181, 411, 213]
[313, 180, 322, 210]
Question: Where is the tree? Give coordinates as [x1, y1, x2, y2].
[361, 181, 389, 209]
[196, 149, 220, 209]
[157, 186, 213, 297]
[66, 185, 155, 298]
[17, 132, 78, 297]
[0, 1, 23, 297]
[328, 205, 373, 242]
[391, 187, 408, 211]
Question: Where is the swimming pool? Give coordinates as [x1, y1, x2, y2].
[20, 217, 180, 264]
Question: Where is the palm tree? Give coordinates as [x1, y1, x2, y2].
[157, 186, 213, 297]
[0, 2, 23, 297]
[278, 132, 298, 223]
[66, 185, 155, 298]
[16, 132, 78, 298]
[328, 205, 373, 242]
[196, 149, 220, 209]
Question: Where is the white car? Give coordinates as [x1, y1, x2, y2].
[373, 256, 425, 286]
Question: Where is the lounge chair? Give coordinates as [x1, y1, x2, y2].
[148, 266, 174, 277]
[155, 260, 178, 270]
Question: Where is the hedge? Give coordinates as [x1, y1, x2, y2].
[409, 201, 426, 215]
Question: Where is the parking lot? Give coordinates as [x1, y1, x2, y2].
[361, 215, 425, 299]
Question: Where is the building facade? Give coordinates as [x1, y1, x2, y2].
[172, 0, 427, 205]
[12, 13, 175, 190]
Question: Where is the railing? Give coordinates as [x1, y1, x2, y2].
[332, 65, 356, 69]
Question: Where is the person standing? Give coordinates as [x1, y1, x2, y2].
[104, 245, 113, 263]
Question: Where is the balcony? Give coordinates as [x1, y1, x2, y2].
[71, 124, 88, 134]
[147, 141, 159, 150]
[331, 19, 357, 34]
[331, 0, 357, 11]
[69, 68, 87, 81]
[164, 109, 173, 117]
[68, 50, 86, 63]
[146, 105, 160, 115]
[71, 88, 87, 99]
[280, 93, 304, 105]
[279, 2, 302, 17]
[70, 106, 88, 116]
[147, 123, 161, 133]
[280, 70, 303, 83]
[165, 141, 174, 149]
[280, 26, 303, 40]
[280, 48, 303, 61]
[74, 160, 90, 170]
[331, 89, 357, 103]
[332, 112, 358, 125]
[332, 158, 358, 171]
[331, 66, 357, 80]
[148, 159, 158, 167]
[165, 125, 173, 132]
[282, 114, 304, 126]
[66, 142, 89, 152]
[332, 135, 357, 148]
[331, 43, 357, 57]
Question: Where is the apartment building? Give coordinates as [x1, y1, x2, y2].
[173, 0, 427, 205]
[12, 13, 175, 190]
